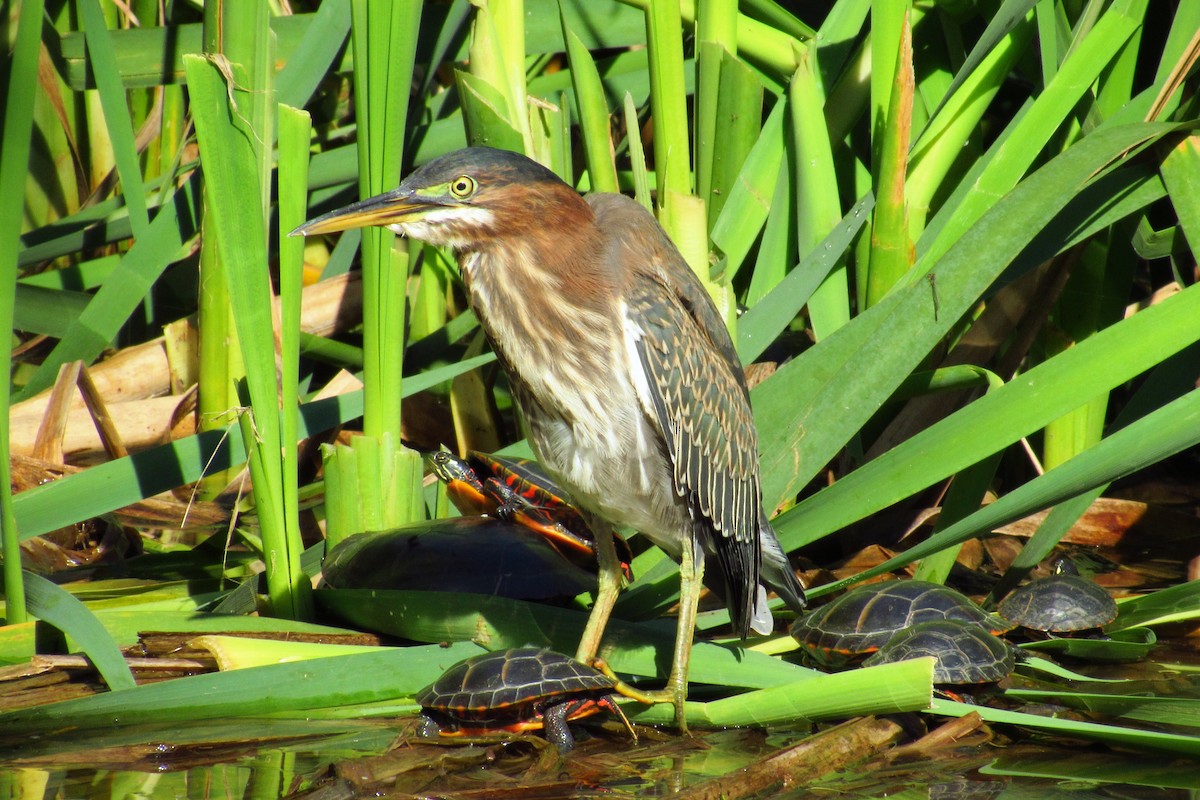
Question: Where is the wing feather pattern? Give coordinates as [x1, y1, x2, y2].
[625, 272, 761, 638]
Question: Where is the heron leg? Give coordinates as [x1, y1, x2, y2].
[664, 533, 702, 733]
[598, 534, 702, 733]
[575, 518, 622, 663]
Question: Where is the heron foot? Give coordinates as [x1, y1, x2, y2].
[590, 658, 690, 735]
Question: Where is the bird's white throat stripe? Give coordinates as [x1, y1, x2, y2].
[391, 206, 496, 248]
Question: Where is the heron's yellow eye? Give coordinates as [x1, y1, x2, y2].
[449, 175, 476, 198]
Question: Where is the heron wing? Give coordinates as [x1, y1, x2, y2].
[623, 257, 762, 638]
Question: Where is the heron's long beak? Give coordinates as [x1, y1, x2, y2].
[289, 189, 437, 237]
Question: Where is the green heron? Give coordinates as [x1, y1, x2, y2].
[293, 147, 806, 731]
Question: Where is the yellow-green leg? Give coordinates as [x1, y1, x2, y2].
[578, 528, 703, 734]
[593, 534, 702, 733]
[575, 519, 623, 663]
[650, 533, 702, 732]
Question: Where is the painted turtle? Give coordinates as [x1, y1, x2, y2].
[430, 451, 634, 581]
[791, 580, 1012, 668]
[862, 619, 1015, 684]
[416, 647, 639, 752]
[998, 572, 1117, 635]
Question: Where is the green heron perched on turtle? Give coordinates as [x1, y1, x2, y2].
[294, 146, 807, 731]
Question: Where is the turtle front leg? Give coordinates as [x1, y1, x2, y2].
[542, 701, 577, 753]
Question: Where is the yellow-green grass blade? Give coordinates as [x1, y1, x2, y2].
[320, 1, 426, 544]
[1041, 232, 1131, 470]
[744, 158, 791, 307]
[467, 0, 530, 151]
[740, 0, 815, 43]
[995, 324, 1183, 600]
[774, 191, 1192, 574]
[630, 658, 933, 727]
[21, 571, 134, 690]
[278, 104, 312, 610]
[931, 698, 1200, 758]
[790, 44, 850, 339]
[59, 15, 346, 90]
[57, 1, 647, 91]
[619, 0, 802, 77]
[644, 0, 696, 275]
[1161, 136, 1200, 278]
[704, 48, 762, 229]
[0, 642, 484, 733]
[1147, 4, 1200, 121]
[560, 3, 618, 193]
[985, 749, 1200, 789]
[78, 0, 149, 236]
[296, 49, 658, 199]
[195, 0, 269, 497]
[1109, 579, 1200, 632]
[737, 192, 872, 364]
[710, 99, 785, 283]
[907, 7, 1031, 240]
[18, 191, 151, 266]
[869, 0, 906, 157]
[18, 254, 117, 290]
[692, 0, 736, 209]
[349, 0, 421, 442]
[189, 636, 388, 671]
[276, 1, 352, 108]
[316, 588, 810, 689]
[863, 14, 913, 308]
[624, 92, 653, 210]
[1016, 627, 1155, 661]
[456, 69, 526, 152]
[0, 0, 46, 627]
[13, 285, 93, 338]
[0, 597, 382, 659]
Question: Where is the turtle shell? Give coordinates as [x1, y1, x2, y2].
[863, 619, 1015, 684]
[475, 453, 576, 516]
[416, 647, 616, 733]
[998, 573, 1117, 633]
[791, 580, 1011, 668]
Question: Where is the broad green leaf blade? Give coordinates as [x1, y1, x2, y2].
[0, 642, 483, 733]
[630, 658, 933, 727]
[804, 384, 1200, 590]
[0, 0, 46, 628]
[317, 588, 808, 689]
[22, 571, 135, 691]
[758, 122, 1173, 515]
[931, 698, 1200, 757]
